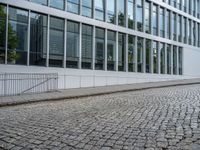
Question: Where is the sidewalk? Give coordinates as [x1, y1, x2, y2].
[0, 78, 200, 107]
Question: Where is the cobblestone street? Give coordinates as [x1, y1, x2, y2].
[0, 84, 200, 150]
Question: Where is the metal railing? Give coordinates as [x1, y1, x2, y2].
[0, 73, 58, 96]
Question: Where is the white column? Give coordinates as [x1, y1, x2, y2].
[176, 13, 178, 42]
[150, 2, 153, 35]
[196, 22, 198, 47]
[150, 40, 153, 74]
[63, 19, 67, 68]
[5, 4, 9, 64]
[93, 0, 95, 19]
[125, 33, 128, 72]
[135, 36, 138, 72]
[105, 0, 107, 22]
[158, 5, 160, 37]
[46, 14, 50, 67]
[176, 47, 179, 75]
[80, 0, 82, 15]
[135, 0, 137, 30]
[143, 0, 145, 32]
[171, 45, 173, 75]
[186, 18, 189, 45]
[164, 8, 167, 39]
[116, 0, 118, 26]
[105, 29, 108, 71]
[115, 31, 118, 71]
[158, 42, 161, 74]
[191, 21, 194, 46]
[125, 0, 128, 28]
[79, 23, 82, 69]
[170, 11, 173, 40]
[92, 26, 96, 70]
[164, 43, 167, 74]
[143, 38, 146, 73]
[27, 10, 31, 66]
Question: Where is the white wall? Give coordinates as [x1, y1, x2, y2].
[183, 46, 200, 77]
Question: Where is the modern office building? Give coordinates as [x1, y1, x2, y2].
[0, 0, 200, 89]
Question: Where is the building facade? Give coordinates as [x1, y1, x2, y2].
[0, 0, 200, 89]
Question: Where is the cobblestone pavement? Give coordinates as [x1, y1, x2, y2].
[0, 85, 200, 150]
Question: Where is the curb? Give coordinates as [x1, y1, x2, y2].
[0, 80, 200, 107]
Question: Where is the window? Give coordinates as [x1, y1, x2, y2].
[153, 41, 158, 74]
[82, 0, 92, 18]
[136, 0, 143, 32]
[30, 12, 47, 66]
[82, 24, 93, 69]
[172, 0, 176, 7]
[118, 0, 125, 26]
[128, 35, 135, 72]
[145, 1, 150, 34]
[188, 19, 192, 45]
[95, 0, 105, 21]
[153, 5, 158, 36]
[160, 8, 165, 38]
[193, 21, 196, 46]
[146, 39, 151, 73]
[183, 17, 187, 43]
[137, 37, 143, 72]
[107, 30, 116, 71]
[160, 43, 165, 74]
[0, 5, 6, 64]
[49, 17, 64, 67]
[118, 33, 126, 71]
[8, 7, 28, 65]
[178, 47, 183, 75]
[50, 0, 65, 10]
[67, 0, 80, 14]
[107, 0, 115, 24]
[167, 44, 172, 74]
[66, 21, 79, 68]
[166, 10, 170, 39]
[95, 27, 105, 70]
[172, 13, 176, 41]
[173, 46, 177, 75]
[31, 0, 48, 5]
[177, 15, 181, 42]
[128, 0, 135, 29]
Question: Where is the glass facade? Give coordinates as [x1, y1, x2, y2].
[0, 5, 6, 64]
[0, 1, 188, 76]
[8, 7, 28, 65]
[82, 24, 93, 69]
[95, 27, 105, 70]
[107, 30, 116, 71]
[49, 17, 64, 67]
[66, 21, 79, 68]
[30, 12, 47, 66]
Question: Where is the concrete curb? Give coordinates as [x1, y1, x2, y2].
[0, 79, 200, 107]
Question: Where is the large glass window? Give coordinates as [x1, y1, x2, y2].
[95, 0, 105, 21]
[117, 0, 125, 26]
[172, 13, 176, 41]
[153, 41, 158, 74]
[67, 0, 80, 14]
[30, 12, 47, 66]
[137, 37, 143, 72]
[107, 0, 115, 24]
[198, 23, 200, 47]
[49, 17, 64, 67]
[188, 19, 192, 45]
[136, 0, 143, 32]
[8, 7, 28, 65]
[82, 24, 93, 69]
[128, 0, 135, 29]
[0, 5, 6, 64]
[160, 43, 165, 74]
[178, 47, 183, 75]
[118, 33, 126, 71]
[82, 0, 92, 18]
[166, 10, 170, 39]
[128, 35, 135, 72]
[107, 30, 116, 71]
[193, 21, 196, 46]
[66, 21, 79, 68]
[153, 5, 158, 36]
[50, 0, 65, 10]
[160, 8, 165, 38]
[173, 46, 177, 75]
[31, 0, 48, 5]
[145, 1, 150, 34]
[146, 39, 151, 73]
[95, 27, 105, 70]
[183, 17, 187, 43]
[167, 44, 171, 74]
[177, 15, 181, 42]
